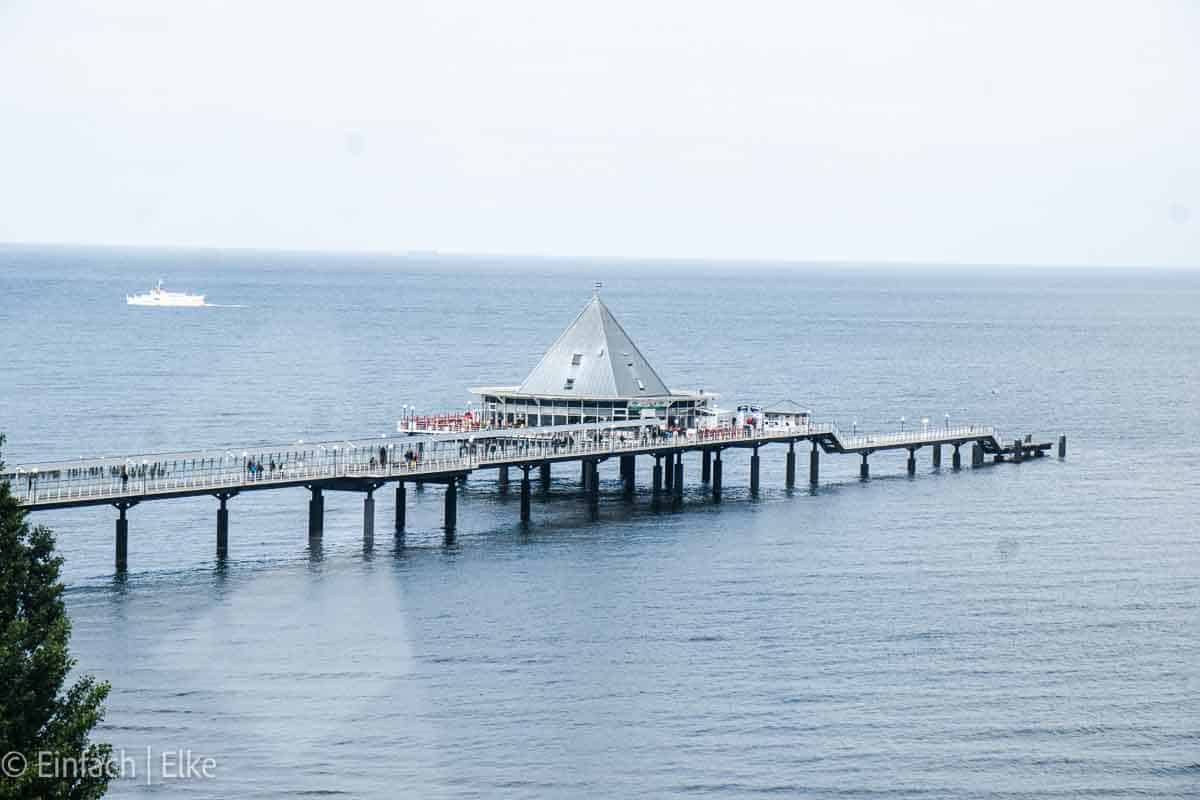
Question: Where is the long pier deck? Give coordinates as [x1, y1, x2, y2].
[4, 418, 1063, 572]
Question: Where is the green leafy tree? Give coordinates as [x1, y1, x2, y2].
[0, 435, 112, 799]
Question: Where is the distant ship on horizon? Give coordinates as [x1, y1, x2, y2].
[126, 279, 206, 307]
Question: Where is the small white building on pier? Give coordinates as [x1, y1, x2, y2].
[472, 291, 713, 429]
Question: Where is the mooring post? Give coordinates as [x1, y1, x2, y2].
[712, 449, 723, 503]
[540, 462, 551, 492]
[785, 441, 796, 488]
[308, 487, 324, 539]
[520, 466, 531, 523]
[622, 455, 635, 496]
[907, 448, 917, 476]
[702, 449, 711, 483]
[1058, 434, 1067, 459]
[860, 452, 870, 480]
[498, 465, 509, 493]
[810, 441, 819, 487]
[952, 444, 962, 470]
[444, 477, 457, 533]
[750, 446, 760, 496]
[395, 482, 406, 533]
[652, 456, 663, 495]
[114, 502, 130, 572]
[363, 489, 375, 550]
[216, 493, 231, 559]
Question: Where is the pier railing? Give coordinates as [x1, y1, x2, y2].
[4, 420, 1003, 508]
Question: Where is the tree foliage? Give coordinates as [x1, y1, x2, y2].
[0, 435, 112, 799]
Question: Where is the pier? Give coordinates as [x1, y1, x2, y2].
[4, 289, 1063, 572]
[6, 422, 1061, 571]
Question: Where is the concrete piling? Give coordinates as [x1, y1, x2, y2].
[540, 463, 551, 491]
[115, 503, 130, 572]
[906, 448, 916, 476]
[932, 444, 941, 469]
[395, 482, 406, 533]
[363, 491, 375, 550]
[952, 444, 962, 470]
[860, 452, 870, 480]
[712, 450, 723, 503]
[216, 493, 231, 559]
[621, 455, 635, 496]
[652, 457, 663, 495]
[702, 449, 711, 482]
[444, 478, 457, 532]
[810, 441, 819, 487]
[750, 447, 760, 496]
[972, 443, 984, 467]
[308, 487, 324, 539]
[498, 465, 509, 493]
[672, 456, 683, 508]
[786, 441, 796, 489]
[520, 467, 531, 523]
[1058, 434, 1067, 458]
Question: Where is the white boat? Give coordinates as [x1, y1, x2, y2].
[126, 279, 206, 307]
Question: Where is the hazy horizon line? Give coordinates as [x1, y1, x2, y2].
[1, 239, 1196, 273]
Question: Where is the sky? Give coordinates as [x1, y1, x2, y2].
[1, 1, 1197, 267]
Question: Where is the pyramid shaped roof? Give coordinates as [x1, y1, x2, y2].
[514, 294, 672, 398]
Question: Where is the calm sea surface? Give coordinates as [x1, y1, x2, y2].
[1, 245, 1198, 798]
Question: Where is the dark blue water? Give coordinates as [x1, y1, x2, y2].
[2, 244, 1198, 797]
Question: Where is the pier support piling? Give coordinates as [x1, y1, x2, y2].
[395, 483, 406, 534]
[308, 487, 324, 540]
[712, 450, 723, 503]
[932, 444, 941, 469]
[498, 466, 509, 493]
[114, 502, 131, 572]
[702, 449, 711, 483]
[1058, 434, 1067, 459]
[972, 443, 984, 467]
[652, 457, 663, 496]
[363, 490, 375, 550]
[860, 453, 870, 481]
[581, 460, 590, 490]
[750, 447, 760, 496]
[621, 455, 635, 496]
[1013, 439, 1024, 463]
[786, 441, 796, 489]
[216, 492, 234, 560]
[540, 463, 551, 492]
[665, 453, 675, 492]
[952, 444, 962, 470]
[907, 448, 917, 476]
[810, 442, 819, 487]
[520, 466, 531, 523]
[672, 456, 684, 508]
[444, 478, 457, 533]
[587, 460, 600, 515]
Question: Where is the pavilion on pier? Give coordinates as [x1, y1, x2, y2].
[471, 289, 713, 429]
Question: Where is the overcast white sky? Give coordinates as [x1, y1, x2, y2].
[1, 1, 1197, 266]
